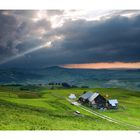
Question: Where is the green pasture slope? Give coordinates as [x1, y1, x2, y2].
[0, 86, 140, 130]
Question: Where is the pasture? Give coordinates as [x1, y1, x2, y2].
[0, 85, 140, 130]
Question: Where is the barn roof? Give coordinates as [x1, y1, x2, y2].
[108, 99, 118, 106]
[80, 91, 93, 100]
[88, 92, 99, 102]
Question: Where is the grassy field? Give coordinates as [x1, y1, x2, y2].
[0, 85, 140, 130]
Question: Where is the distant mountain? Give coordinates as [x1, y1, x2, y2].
[0, 66, 140, 91]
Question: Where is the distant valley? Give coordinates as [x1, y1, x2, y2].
[0, 66, 140, 91]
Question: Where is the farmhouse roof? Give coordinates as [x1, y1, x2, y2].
[80, 91, 93, 100]
[108, 99, 118, 106]
[88, 92, 99, 102]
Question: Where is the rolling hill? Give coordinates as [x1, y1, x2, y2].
[0, 86, 140, 130]
[0, 66, 140, 91]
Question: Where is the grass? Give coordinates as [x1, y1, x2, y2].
[0, 86, 140, 130]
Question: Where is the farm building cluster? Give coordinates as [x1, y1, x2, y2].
[69, 91, 118, 109]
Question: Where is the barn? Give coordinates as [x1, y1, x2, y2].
[78, 91, 93, 103]
[79, 91, 107, 109]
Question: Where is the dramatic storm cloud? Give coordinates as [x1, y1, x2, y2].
[0, 10, 140, 68]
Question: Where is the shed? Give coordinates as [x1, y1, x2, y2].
[108, 99, 118, 109]
[68, 94, 76, 99]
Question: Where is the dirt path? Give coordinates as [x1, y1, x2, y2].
[67, 98, 140, 130]
[79, 105, 140, 130]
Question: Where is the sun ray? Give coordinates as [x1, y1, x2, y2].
[0, 42, 51, 65]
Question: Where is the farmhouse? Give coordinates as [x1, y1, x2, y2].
[107, 99, 118, 109]
[79, 91, 107, 109]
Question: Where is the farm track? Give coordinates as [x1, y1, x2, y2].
[79, 105, 140, 130]
[66, 98, 140, 130]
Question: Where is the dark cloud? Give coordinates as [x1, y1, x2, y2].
[0, 10, 52, 63]
[0, 11, 18, 60]
[53, 15, 140, 63]
[0, 10, 140, 68]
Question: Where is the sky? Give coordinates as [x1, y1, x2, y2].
[0, 10, 140, 69]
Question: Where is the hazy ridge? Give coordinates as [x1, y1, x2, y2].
[0, 66, 140, 91]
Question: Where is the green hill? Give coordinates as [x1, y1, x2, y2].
[0, 86, 140, 130]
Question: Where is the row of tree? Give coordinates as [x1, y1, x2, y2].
[48, 82, 89, 88]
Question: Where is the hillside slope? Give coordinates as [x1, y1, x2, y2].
[0, 86, 140, 130]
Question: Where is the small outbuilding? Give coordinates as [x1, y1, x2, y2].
[108, 99, 118, 109]
[68, 94, 76, 99]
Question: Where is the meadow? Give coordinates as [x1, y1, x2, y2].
[0, 85, 140, 130]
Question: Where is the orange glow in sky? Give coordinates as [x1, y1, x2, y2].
[62, 62, 140, 69]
